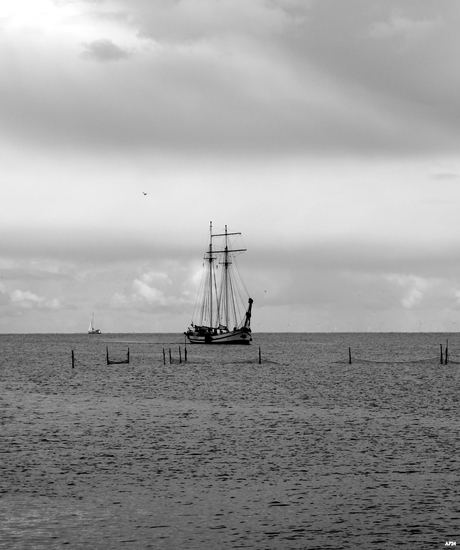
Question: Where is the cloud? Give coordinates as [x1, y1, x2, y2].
[134, 0, 294, 44]
[108, 267, 195, 314]
[10, 289, 44, 303]
[2, 0, 460, 155]
[385, 275, 429, 309]
[81, 38, 132, 61]
[133, 279, 166, 304]
[9, 289, 61, 309]
[368, 11, 440, 46]
[429, 172, 459, 180]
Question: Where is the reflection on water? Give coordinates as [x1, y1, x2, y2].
[0, 332, 459, 549]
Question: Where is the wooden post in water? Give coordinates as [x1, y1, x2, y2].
[127, 348, 130, 364]
[258, 346, 261, 364]
[185, 346, 187, 362]
[440, 344, 443, 365]
[169, 348, 172, 364]
[162, 348, 166, 365]
[348, 347, 352, 364]
[445, 340, 449, 365]
[179, 347, 182, 364]
[71, 350, 74, 369]
[106, 347, 109, 366]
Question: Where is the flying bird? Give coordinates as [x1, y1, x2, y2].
[143, 192, 147, 195]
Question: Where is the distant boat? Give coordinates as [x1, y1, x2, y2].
[88, 312, 101, 335]
[185, 222, 253, 345]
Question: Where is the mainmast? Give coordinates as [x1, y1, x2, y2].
[208, 221, 213, 328]
[223, 225, 229, 328]
[212, 224, 246, 329]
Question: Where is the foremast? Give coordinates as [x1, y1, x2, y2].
[207, 221, 214, 329]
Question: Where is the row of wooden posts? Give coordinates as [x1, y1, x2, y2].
[163, 347, 187, 365]
[348, 341, 452, 365]
[71, 347, 131, 367]
[71, 346, 263, 368]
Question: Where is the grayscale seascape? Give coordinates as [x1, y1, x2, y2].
[1, 332, 459, 549]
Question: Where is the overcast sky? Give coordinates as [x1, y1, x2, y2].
[1, 0, 460, 333]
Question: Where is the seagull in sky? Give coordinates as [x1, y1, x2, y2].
[143, 192, 147, 195]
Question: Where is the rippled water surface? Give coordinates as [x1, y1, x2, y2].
[1, 332, 459, 549]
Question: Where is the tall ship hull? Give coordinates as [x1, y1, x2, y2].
[185, 223, 253, 346]
[186, 326, 252, 345]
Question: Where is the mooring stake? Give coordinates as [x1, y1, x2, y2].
[169, 348, 172, 364]
[163, 348, 166, 365]
[348, 347, 352, 364]
[440, 344, 443, 365]
[258, 346, 261, 364]
[185, 346, 187, 362]
[71, 350, 75, 369]
[179, 346, 182, 364]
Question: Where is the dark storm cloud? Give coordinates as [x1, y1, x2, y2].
[81, 38, 132, 61]
[285, 1, 460, 140]
[1, 0, 460, 155]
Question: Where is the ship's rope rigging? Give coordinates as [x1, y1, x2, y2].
[233, 255, 250, 299]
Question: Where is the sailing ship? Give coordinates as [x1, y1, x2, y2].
[88, 312, 101, 335]
[185, 222, 253, 345]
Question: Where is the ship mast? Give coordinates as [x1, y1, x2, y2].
[208, 221, 213, 328]
[224, 225, 229, 328]
[212, 224, 246, 329]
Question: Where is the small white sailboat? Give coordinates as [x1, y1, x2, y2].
[185, 222, 253, 345]
[88, 312, 101, 335]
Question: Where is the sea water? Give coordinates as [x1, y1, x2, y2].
[0, 332, 459, 549]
